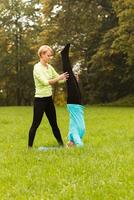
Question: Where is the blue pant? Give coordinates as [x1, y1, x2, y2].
[67, 104, 85, 146]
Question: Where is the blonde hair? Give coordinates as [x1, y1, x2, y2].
[38, 45, 53, 57]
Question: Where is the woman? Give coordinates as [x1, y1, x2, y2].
[28, 45, 69, 148]
[61, 44, 85, 147]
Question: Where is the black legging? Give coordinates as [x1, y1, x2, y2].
[28, 96, 63, 147]
[61, 43, 82, 104]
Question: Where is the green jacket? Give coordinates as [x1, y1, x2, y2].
[33, 62, 60, 97]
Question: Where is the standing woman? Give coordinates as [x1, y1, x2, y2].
[61, 44, 85, 147]
[28, 45, 69, 148]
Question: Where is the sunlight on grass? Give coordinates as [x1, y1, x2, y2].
[0, 106, 133, 199]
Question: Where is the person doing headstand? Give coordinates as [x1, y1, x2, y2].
[61, 44, 85, 147]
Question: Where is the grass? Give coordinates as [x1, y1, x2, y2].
[0, 106, 133, 200]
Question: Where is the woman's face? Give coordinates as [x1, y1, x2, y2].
[40, 49, 53, 63]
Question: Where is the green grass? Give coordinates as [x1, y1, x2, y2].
[0, 106, 133, 200]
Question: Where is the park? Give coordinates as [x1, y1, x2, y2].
[0, 0, 133, 199]
[0, 106, 133, 199]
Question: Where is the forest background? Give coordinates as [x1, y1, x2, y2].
[0, 0, 133, 106]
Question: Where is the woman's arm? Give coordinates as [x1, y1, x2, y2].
[48, 72, 69, 85]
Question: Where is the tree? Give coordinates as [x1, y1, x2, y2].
[88, 0, 134, 103]
[0, 0, 43, 105]
[0, 0, 133, 105]
[39, 0, 105, 103]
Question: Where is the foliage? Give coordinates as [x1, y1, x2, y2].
[0, 0, 133, 105]
[86, 0, 134, 103]
[0, 0, 43, 105]
[40, 0, 134, 104]
[107, 95, 134, 106]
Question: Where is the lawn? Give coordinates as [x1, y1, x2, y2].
[0, 106, 133, 200]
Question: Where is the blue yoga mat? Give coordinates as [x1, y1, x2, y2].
[38, 146, 61, 151]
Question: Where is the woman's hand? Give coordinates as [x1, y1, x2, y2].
[48, 72, 69, 85]
[58, 72, 69, 81]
